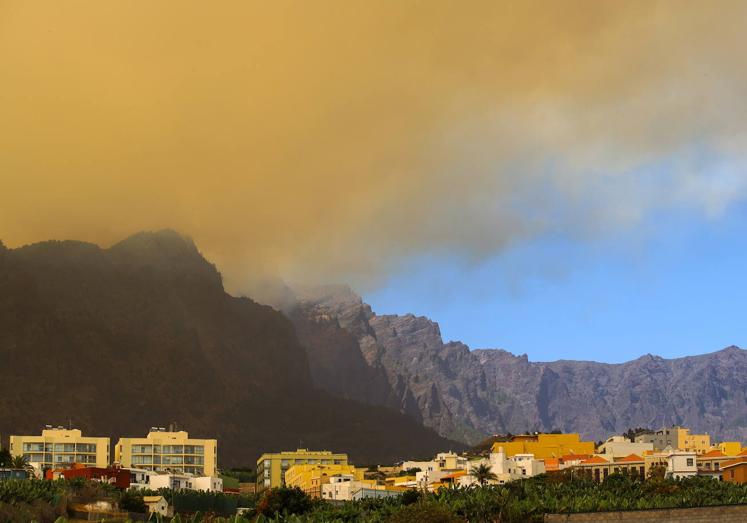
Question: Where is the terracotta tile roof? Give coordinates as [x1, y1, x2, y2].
[616, 454, 644, 463]
[700, 449, 726, 458]
[580, 456, 609, 465]
[738, 449, 747, 456]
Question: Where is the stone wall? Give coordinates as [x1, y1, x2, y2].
[545, 504, 747, 522]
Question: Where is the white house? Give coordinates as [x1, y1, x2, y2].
[666, 451, 697, 479]
[459, 447, 545, 486]
[192, 475, 223, 492]
[321, 474, 357, 501]
[127, 468, 222, 492]
[321, 475, 404, 501]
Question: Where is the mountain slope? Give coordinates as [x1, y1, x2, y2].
[286, 285, 747, 444]
[0, 231, 459, 466]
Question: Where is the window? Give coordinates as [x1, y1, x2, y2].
[715, 463, 720, 470]
[686, 458, 694, 467]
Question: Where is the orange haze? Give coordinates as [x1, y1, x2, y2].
[2, 1, 746, 291]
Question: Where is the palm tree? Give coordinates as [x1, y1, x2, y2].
[0, 448, 12, 468]
[469, 463, 497, 486]
[10, 455, 29, 469]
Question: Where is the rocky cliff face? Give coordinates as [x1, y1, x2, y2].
[0, 232, 458, 465]
[287, 286, 747, 445]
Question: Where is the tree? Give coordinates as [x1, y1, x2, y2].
[0, 448, 12, 468]
[624, 427, 654, 442]
[648, 463, 666, 480]
[469, 463, 497, 486]
[119, 490, 146, 513]
[11, 455, 30, 470]
[255, 487, 313, 518]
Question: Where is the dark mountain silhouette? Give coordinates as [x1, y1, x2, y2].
[281, 285, 747, 445]
[0, 231, 460, 467]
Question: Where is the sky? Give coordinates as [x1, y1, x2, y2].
[366, 200, 747, 362]
[2, 1, 747, 362]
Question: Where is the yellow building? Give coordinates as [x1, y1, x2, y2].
[717, 442, 743, 456]
[256, 449, 349, 492]
[9, 428, 110, 469]
[385, 475, 417, 486]
[284, 463, 365, 497]
[636, 426, 711, 454]
[115, 429, 217, 477]
[491, 433, 595, 459]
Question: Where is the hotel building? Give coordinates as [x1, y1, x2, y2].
[9, 427, 110, 469]
[256, 449, 349, 492]
[115, 428, 217, 477]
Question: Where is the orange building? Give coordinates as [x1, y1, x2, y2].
[491, 433, 595, 459]
[722, 457, 747, 484]
[697, 449, 735, 478]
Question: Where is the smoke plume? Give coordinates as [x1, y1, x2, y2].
[2, 1, 746, 291]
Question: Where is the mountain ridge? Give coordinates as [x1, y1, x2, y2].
[273, 284, 747, 445]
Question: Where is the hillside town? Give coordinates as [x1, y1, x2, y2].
[1, 424, 746, 519]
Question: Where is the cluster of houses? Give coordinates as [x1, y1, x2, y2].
[256, 427, 747, 500]
[2, 425, 747, 511]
